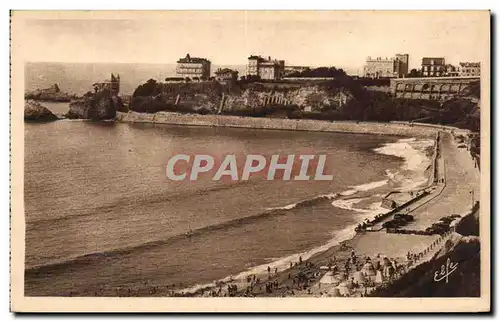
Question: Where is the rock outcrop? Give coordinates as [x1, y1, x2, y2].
[25, 84, 77, 102]
[24, 100, 59, 122]
[65, 89, 121, 120]
[129, 80, 354, 115]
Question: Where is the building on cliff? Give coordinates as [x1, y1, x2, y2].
[421, 57, 446, 77]
[214, 68, 239, 83]
[176, 53, 211, 79]
[283, 66, 310, 77]
[444, 64, 460, 77]
[93, 73, 120, 95]
[458, 62, 481, 77]
[363, 54, 409, 78]
[247, 55, 285, 80]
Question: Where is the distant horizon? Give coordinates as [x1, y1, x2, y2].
[19, 11, 487, 76]
[25, 61, 363, 76]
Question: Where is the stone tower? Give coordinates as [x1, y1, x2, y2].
[110, 73, 120, 96]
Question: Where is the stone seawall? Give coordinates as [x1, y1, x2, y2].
[116, 111, 451, 138]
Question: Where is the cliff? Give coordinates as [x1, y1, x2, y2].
[24, 100, 59, 122]
[127, 79, 480, 132]
[25, 84, 77, 102]
[129, 80, 354, 115]
[65, 89, 122, 120]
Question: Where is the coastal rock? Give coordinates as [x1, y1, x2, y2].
[66, 89, 120, 120]
[25, 84, 77, 102]
[24, 100, 59, 122]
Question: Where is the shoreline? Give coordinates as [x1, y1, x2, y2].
[115, 111, 471, 138]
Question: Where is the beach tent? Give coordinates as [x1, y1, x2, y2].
[375, 270, 384, 284]
[338, 281, 353, 296]
[331, 288, 341, 297]
[353, 271, 366, 284]
[319, 272, 340, 285]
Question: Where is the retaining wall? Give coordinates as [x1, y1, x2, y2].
[116, 111, 445, 138]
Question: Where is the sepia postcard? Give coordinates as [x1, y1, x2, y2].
[10, 10, 490, 313]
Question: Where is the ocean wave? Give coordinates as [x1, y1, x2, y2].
[265, 192, 339, 211]
[331, 198, 386, 221]
[375, 137, 434, 192]
[352, 179, 388, 192]
[373, 138, 434, 173]
[25, 190, 343, 274]
[25, 205, 292, 274]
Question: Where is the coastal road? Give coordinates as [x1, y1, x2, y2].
[404, 131, 480, 230]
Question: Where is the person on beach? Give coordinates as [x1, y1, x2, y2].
[267, 266, 271, 274]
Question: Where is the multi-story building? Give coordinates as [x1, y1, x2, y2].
[92, 73, 120, 95]
[247, 55, 285, 80]
[214, 68, 239, 83]
[363, 54, 409, 78]
[394, 54, 409, 77]
[421, 57, 446, 77]
[176, 53, 211, 79]
[444, 64, 460, 77]
[459, 62, 481, 77]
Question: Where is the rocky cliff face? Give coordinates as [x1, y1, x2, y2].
[66, 89, 121, 120]
[130, 81, 354, 114]
[25, 84, 77, 102]
[223, 85, 352, 112]
[24, 100, 59, 122]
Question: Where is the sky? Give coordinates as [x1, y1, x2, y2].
[15, 11, 489, 75]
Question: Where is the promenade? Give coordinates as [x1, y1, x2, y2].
[404, 131, 479, 230]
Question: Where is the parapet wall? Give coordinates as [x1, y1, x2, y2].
[115, 111, 458, 138]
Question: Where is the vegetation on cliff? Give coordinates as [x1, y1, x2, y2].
[24, 100, 59, 122]
[285, 66, 347, 78]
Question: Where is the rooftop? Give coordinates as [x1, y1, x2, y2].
[248, 55, 284, 64]
[459, 62, 480, 67]
[422, 57, 445, 65]
[177, 53, 211, 64]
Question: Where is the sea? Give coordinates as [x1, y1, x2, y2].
[23, 63, 434, 296]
